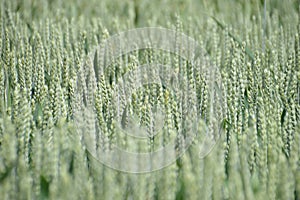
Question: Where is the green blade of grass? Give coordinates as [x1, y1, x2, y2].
[210, 16, 255, 61]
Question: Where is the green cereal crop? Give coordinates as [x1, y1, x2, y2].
[0, 0, 299, 199]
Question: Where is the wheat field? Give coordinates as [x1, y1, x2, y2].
[0, 0, 299, 199]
